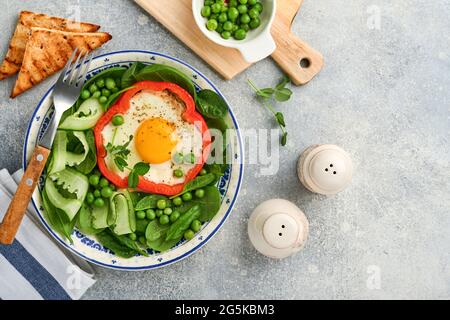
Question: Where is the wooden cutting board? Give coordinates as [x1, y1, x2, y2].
[134, 0, 323, 85]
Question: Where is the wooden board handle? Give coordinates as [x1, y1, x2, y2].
[271, 27, 324, 85]
[0, 146, 50, 244]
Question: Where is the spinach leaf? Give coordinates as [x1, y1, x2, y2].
[135, 64, 197, 99]
[196, 89, 228, 119]
[165, 205, 200, 241]
[121, 62, 146, 88]
[112, 233, 149, 257]
[145, 220, 170, 242]
[170, 173, 216, 198]
[146, 235, 182, 253]
[193, 186, 221, 222]
[75, 130, 97, 174]
[135, 194, 168, 211]
[135, 219, 149, 234]
[96, 230, 137, 258]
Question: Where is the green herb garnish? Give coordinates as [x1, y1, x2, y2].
[105, 135, 150, 188]
[247, 76, 293, 146]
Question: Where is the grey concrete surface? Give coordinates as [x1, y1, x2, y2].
[1, 0, 449, 299]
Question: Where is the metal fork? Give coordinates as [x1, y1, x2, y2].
[0, 48, 93, 244]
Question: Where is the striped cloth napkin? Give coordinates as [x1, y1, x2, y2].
[0, 169, 96, 300]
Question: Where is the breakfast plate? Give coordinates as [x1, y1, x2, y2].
[23, 50, 244, 270]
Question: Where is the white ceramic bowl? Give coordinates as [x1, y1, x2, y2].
[192, 0, 276, 63]
[24, 50, 244, 270]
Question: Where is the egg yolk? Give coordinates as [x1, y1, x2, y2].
[135, 118, 178, 164]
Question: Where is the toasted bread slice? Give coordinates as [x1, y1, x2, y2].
[0, 11, 100, 80]
[11, 28, 112, 98]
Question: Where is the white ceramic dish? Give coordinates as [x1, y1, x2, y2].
[24, 50, 244, 270]
[192, 0, 276, 63]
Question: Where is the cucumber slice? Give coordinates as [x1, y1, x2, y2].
[91, 202, 109, 229]
[45, 168, 89, 221]
[77, 204, 104, 235]
[109, 190, 136, 235]
[59, 98, 103, 130]
[48, 131, 89, 174]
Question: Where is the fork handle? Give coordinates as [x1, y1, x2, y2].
[0, 146, 50, 244]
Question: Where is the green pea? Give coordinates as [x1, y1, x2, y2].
[222, 30, 232, 38]
[240, 13, 250, 24]
[240, 23, 250, 32]
[89, 83, 98, 94]
[92, 91, 101, 98]
[136, 210, 146, 220]
[184, 153, 195, 164]
[173, 169, 184, 178]
[191, 219, 202, 232]
[155, 209, 163, 217]
[211, 3, 222, 13]
[146, 209, 156, 220]
[173, 152, 184, 164]
[237, 4, 247, 14]
[159, 215, 170, 225]
[99, 96, 108, 104]
[111, 87, 119, 93]
[228, 7, 239, 20]
[170, 211, 180, 223]
[221, 5, 228, 13]
[253, 2, 263, 13]
[232, 24, 239, 32]
[216, 23, 224, 33]
[249, 17, 261, 29]
[229, 0, 238, 7]
[156, 199, 167, 209]
[223, 21, 233, 31]
[129, 233, 137, 241]
[89, 174, 100, 186]
[248, 7, 259, 19]
[234, 28, 247, 40]
[105, 78, 116, 90]
[199, 168, 207, 176]
[206, 19, 218, 31]
[173, 197, 183, 206]
[101, 89, 111, 97]
[81, 89, 90, 100]
[93, 189, 101, 198]
[248, 0, 257, 5]
[94, 197, 105, 208]
[201, 5, 211, 17]
[210, 13, 218, 20]
[184, 229, 195, 240]
[96, 78, 105, 88]
[99, 177, 109, 188]
[204, 0, 214, 5]
[101, 186, 113, 198]
[218, 12, 228, 23]
[112, 115, 124, 126]
[195, 189, 205, 198]
[139, 236, 146, 245]
[86, 192, 94, 204]
[163, 207, 172, 215]
[110, 184, 116, 191]
[182, 192, 192, 201]
[239, 0, 248, 4]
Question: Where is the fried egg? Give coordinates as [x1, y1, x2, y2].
[102, 89, 203, 185]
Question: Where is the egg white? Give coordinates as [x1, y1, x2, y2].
[102, 89, 203, 185]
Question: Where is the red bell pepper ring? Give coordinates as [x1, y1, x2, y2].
[94, 81, 212, 196]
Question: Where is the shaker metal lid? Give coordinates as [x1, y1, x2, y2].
[298, 144, 353, 195]
[248, 199, 309, 259]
